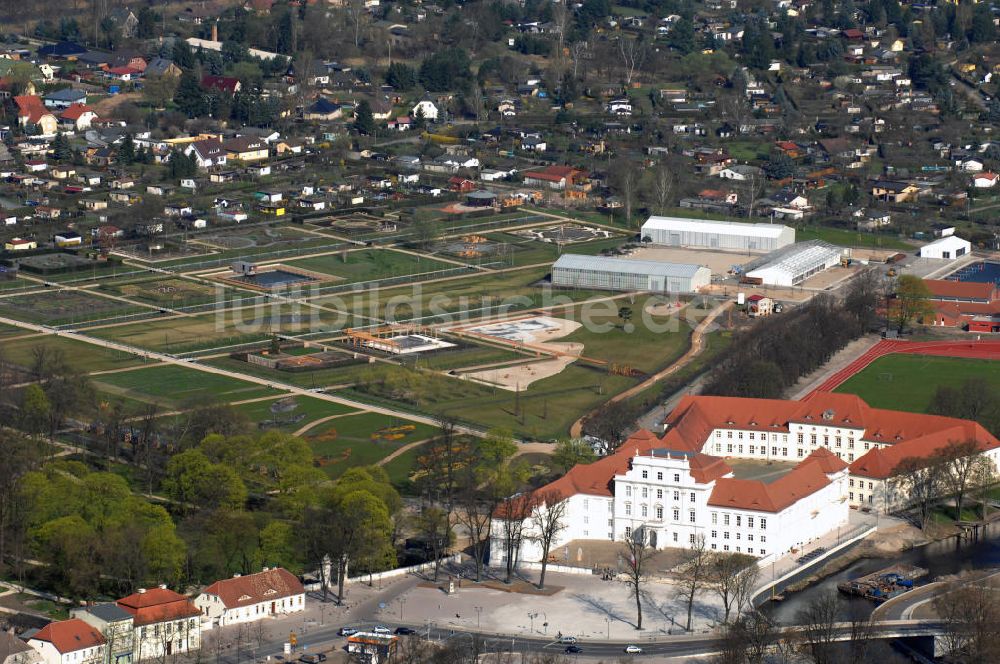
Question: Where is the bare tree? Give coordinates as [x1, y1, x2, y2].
[940, 440, 991, 520]
[455, 492, 494, 582]
[343, 0, 369, 50]
[417, 505, 452, 582]
[893, 454, 945, 529]
[651, 165, 675, 215]
[499, 492, 532, 583]
[707, 552, 759, 623]
[676, 535, 711, 632]
[551, 1, 570, 68]
[712, 612, 785, 664]
[529, 490, 568, 589]
[621, 526, 656, 630]
[617, 36, 646, 87]
[933, 575, 1000, 662]
[742, 169, 765, 218]
[570, 41, 588, 80]
[616, 163, 640, 228]
[796, 592, 839, 664]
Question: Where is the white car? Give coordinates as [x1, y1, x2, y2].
[625, 645, 642, 654]
[372, 625, 391, 635]
[558, 636, 577, 644]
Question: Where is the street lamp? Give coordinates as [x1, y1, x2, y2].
[528, 611, 538, 634]
[605, 617, 610, 640]
[474, 606, 483, 630]
[398, 596, 407, 621]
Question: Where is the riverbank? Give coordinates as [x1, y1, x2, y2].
[780, 523, 935, 595]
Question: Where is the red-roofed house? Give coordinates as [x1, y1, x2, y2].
[28, 619, 106, 664]
[973, 172, 999, 188]
[201, 76, 241, 94]
[59, 103, 98, 131]
[522, 165, 589, 191]
[104, 66, 142, 81]
[14, 95, 58, 135]
[117, 586, 201, 659]
[491, 392, 1000, 564]
[195, 568, 305, 628]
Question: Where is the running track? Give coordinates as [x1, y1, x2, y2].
[809, 339, 1000, 396]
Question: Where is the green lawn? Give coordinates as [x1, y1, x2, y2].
[90, 365, 281, 408]
[380, 440, 429, 489]
[284, 248, 457, 283]
[1, 336, 144, 372]
[834, 354, 1000, 413]
[306, 412, 440, 479]
[232, 395, 359, 432]
[0, 290, 148, 325]
[204, 355, 373, 389]
[796, 226, 911, 250]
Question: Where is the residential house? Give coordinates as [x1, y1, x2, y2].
[14, 95, 58, 135]
[201, 76, 241, 95]
[521, 136, 546, 152]
[72, 604, 135, 664]
[411, 98, 439, 122]
[746, 294, 774, 317]
[116, 587, 201, 661]
[44, 88, 87, 109]
[497, 99, 517, 117]
[60, 104, 97, 131]
[522, 165, 588, 191]
[28, 620, 106, 664]
[223, 136, 269, 162]
[386, 116, 411, 131]
[144, 58, 182, 79]
[973, 172, 999, 188]
[871, 180, 920, 203]
[303, 98, 343, 121]
[195, 568, 305, 629]
[54, 231, 82, 247]
[4, 238, 35, 251]
[717, 165, 761, 181]
[856, 209, 891, 231]
[184, 139, 228, 170]
[606, 98, 632, 116]
[107, 8, 139, 38]
[104, 66, 142, 82]
[0, 632, 42, 664]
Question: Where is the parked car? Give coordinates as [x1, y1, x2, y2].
[625, 645, 642, 654]
[372, 625, 391, 635]
[394, 627, 416, 635]
[558, 636, 577, 644]
[564, 645, 582, 654]
[338, 628, 357, 637]
[299, 654, 326, 663]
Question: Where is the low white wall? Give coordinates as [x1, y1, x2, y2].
[344, 554, 462, 585]
[515, 561, 595, 577]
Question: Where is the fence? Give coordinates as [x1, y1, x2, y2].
[341, 553, 463, 586]
[515, 561, 595, 577]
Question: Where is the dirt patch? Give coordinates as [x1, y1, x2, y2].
[89, 92, 142, 118]
[456, 316, 583, 391]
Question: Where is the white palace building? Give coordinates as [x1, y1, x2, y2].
[492, 393, 1000, 566]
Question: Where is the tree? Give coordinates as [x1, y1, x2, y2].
[892, 454, 944, 529]
[617, 36, 646, 86]
[763, 152, 795, 179]
[796, 592, 840, 664]
[416, 505, 452, 582]
[615, 161, 640, 227]
[118, 132, 135, 164]
[934, 574, 1000, 661]
[677, 535, 711, 632]
[551, 439, 596, 473]
[19, 384, 50, 436]
[498, 492, 532, 583]
[890, 274, 933, 333]
[581, 401, 639, 454]
[353, 100, 375, 135]
[0, 431, 39, 574]
[162, 449, 247, 512]
[928, 378, 1000, 437]
[668, 18, 696, 54]
[144, 75, 179, 109]
[385, 62, 417, 91]
[50, 132, 71, 162]
[174, 70, 208, 118]
[939, 440, 992, 520]
[650, 165, 675, 214]
[708, 552, 759, 623]
[621, 526, 656, 630]
[617, 306, 633, 329]
[419, 48, 472, 92]
[713, 612, 784, 664]
[529, 490, 568, 590]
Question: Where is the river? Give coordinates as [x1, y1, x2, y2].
[762, 521, 1000, 624]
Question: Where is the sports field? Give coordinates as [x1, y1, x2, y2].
[284, 248, 457, 283]
[834, 354, 1000, 412]
[1, 336, 144, 372]
[0, 290, 148, 325]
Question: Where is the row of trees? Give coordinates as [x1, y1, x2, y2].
[703, 272, 882, 399]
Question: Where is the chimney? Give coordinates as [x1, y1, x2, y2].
[211, 22, 218, 42]
[137, 588, 146, 594]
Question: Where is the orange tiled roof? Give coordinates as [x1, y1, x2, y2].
[31, 619, 105, 654]
[202, 568, 303, 609]
[117, 588, 200, 626]
[923, 279, 997, 302]
[708, 462, 831, 512]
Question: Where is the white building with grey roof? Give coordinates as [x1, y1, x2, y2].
[743, 240, 845, 287]
[551, 254, 710, 293]
[641, 216, 795, 252]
